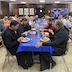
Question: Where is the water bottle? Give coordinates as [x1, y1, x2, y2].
[36, 24, 40, 43]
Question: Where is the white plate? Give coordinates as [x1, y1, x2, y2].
[31, 28, 36, 30]
[40, 37, 49, 42]
[21, 38, 30, 42]
[30, 31, 36, 35]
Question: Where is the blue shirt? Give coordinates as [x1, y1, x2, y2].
[0, 23, 6, 34]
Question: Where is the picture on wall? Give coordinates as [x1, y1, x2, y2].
[50, 8, 68, 19]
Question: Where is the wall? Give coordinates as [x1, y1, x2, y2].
[0, 1, 9, 19]
[69, 3, 72, 12]
[45, 4, 70, 15]
[9, 4, 36, 16]
[1, 1, 9, 17]
[0, 2, 70, 18]
[0, 1, 2, 18]
[9, 4, 70, 16]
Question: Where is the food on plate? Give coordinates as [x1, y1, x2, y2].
[30, 31, 36, 35]
[21, 38, 30, 42]
[40, 37, 49, 42]
[31, 28, 36, 30]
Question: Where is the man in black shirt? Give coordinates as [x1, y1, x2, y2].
[17, 18, 31, 36]
[2, 20, 33, 69]
[36, 20, 69, 71]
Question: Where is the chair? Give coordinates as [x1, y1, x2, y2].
[2, 49, 16, 69]
[50, 42, 70, 72]
[0, 32, 3, 48]
[61, 42, 70, 72]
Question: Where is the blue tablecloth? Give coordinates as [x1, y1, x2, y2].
[17, 19, 54, 54]
[36, 19, 47, 27]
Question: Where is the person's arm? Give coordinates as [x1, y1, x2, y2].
[49, 29, 56, 40]
[0, 24, 6, 34]
[49, 34, 55, 40]
[17, 24, 24, 37]
[42, 34, 65, 46]
[27, 23, 31, 30]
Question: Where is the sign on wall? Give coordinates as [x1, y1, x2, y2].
[19, 8, 23, 15]
[30, 8, 34, 15]
[24, 8, 29, 15]
[50, 8, 68, 19]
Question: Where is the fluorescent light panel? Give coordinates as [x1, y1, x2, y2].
[21, 2, 26, 4]
[40, 0, 45, 3]
[55, 1, 60, 3]
[10, 0, 16, 1]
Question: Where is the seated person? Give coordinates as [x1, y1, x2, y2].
[44, 15, 50, 24]
[17, 18, 31, 36]
[12, 14, 18, 21]
[44, 18, 55, 34]
[2, 20, 33, 69]
[3, 16, 9, 22]
[33, 15, 39, 22]
[69, 28, 72, 40]
[0, 20, 6, 35]
[25, 15, 30, 22]
[43, 19, 56, 41]
[29, 16, 35, 28]
[9, 16, 13, 22]
[63, 16, 71, 31]
[36, 20, 69, 71]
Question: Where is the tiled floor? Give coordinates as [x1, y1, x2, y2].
[0, 42, 72, 72]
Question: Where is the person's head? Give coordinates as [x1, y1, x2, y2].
[21, 18, 28, 25]
[4, 16, 8, 21]
[52, 19, 55, 25]
[10, 20, 19, 31]
[15, 14, 18, 17]
[9, 16, 13, 21]
[36, 15, 38, 18]
[64, 16, 69, 20]
[54, 20, 64, 30]
[47, 18, 53, 25]
[25, 15, 30, 21]
[30, 16, 34, 21]
[45, 15, 50, 20]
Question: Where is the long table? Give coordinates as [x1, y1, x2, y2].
[17, 19, 54, 54]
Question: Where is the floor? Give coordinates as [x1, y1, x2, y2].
[0, 42, 72, 72]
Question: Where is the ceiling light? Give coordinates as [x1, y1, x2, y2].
[55, 1, 60, 3]
[40, 0, 45, 3]
[10, 0, 16, 1]
[21, 2, 26, 4]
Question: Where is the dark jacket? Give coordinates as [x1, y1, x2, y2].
[17, 23, 31, 36]
[42, 27, 69, 53]
[2, 28, 20, 55]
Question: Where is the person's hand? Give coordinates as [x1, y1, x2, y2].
[27, 30, 31, 33]
[44, 29, 48, 31]
[31, 23, 35, 28]
[44, 32, 49, 37]
[21, 32, 25, 36]
[17, 37, 24, 43]
[36, 42, 42, 48]
[48, 29, 54, 35]
[40, 29, 44, 32]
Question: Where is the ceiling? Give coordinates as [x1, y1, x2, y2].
[0, 0, 72, 4]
